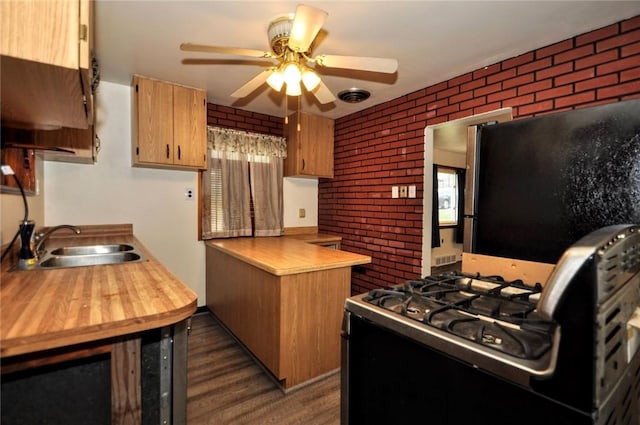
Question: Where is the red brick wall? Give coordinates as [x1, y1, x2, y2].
[319, 15, 640, 294]
[206, 103, 283, 136]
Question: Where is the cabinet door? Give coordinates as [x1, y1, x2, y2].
[173, 85, 207, 169]
[134, 77, 174, 166]
[1, 0, 80, 68]
[299, 113, 334, 178]
[0, 0, 93, 130]
[286, 112, 334, 178]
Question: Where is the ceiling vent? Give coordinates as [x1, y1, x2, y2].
[338, 88, 371, 103]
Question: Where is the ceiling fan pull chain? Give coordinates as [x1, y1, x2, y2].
[284, 95, 289, 125]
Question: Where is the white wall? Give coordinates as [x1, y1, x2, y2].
[44, 81, 318, 306]
[283, 177, 318, 227]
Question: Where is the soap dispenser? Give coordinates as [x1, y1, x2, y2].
[18, 220, 37, 270]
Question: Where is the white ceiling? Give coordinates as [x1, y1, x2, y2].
[96, 1, 640, 120]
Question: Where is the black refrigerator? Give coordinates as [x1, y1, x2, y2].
[464, 99, 640, 265]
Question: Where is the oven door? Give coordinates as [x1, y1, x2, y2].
[341, 310, 593, 425]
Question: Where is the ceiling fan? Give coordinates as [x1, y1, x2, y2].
[180, 4, 398, 105]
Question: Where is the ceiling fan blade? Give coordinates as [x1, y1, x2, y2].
[181, 58, 274, 67]
[316, 54, 398, 74]
[180, 43, 272, 58]
[310, 80, 336, 104]
[288, 4, 327, 53]
[230, 69, 273, 98]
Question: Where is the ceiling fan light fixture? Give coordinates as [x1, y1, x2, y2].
[283, 62, 301, 85]
[266, 70, 285, 91]
[301, 68, 321, 91]
[286, 81, 302, 96]
[267, 14, 294, 55]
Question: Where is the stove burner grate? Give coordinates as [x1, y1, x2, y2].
[363, 272, 555, 360]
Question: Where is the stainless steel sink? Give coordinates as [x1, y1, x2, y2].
[50, 244, 135, 256]
[38, 252, 143, 269]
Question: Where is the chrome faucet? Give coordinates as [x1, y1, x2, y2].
[35, 225, 81, 256]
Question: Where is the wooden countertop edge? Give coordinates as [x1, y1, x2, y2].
[1, 224, 198, 358]
[283, 233, 342, 244]
[224, 252, 370, 276]
[0, 301, 197, 358]
[206, 239, 371, 276]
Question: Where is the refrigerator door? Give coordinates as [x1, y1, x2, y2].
[473, 99, 640, 264]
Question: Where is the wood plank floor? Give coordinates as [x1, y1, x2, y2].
[187, 312, 340, 425]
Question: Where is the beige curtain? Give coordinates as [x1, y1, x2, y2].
[202, 127, 286, 239]
[250, 155, 283, 236]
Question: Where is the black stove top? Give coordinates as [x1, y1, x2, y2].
[362, 272, 556, 360]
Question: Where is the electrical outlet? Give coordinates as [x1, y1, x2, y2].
[408, 185, 416, 198]
[185, 188, 194, 200]
[399, 186, 408, 198]
[392, 186, 399, 199]
[299, 208, 306, 218]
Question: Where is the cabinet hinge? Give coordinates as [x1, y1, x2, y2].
[79, 24, 88, 42]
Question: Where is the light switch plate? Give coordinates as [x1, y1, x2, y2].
[399, 186, 408, 198]
[408, 185, 416, 198]
[392, 186, 399, 198]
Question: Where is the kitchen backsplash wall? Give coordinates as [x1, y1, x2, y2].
[320, 15, 640, 294]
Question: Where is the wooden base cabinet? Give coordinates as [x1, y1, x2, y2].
[1, 321, 189, 425]
[132, 75, 207, 171]
[206, 245, 350, 389]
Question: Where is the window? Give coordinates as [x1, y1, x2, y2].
[437, 167, 459, 226]
[202, 127, 286, 239]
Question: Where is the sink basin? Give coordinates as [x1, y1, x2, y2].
[39, 252, 142, 269]
[50, 244, 135, 256]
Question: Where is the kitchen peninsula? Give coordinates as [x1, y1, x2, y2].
[1, 224, 197, 425]
[206, 236, 370, 390]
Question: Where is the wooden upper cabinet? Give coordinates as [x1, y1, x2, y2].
[284, 112, 334, 178]
[132, 75, 207, 171]
[1, 0, 94, 130]
[173, 85, 207, 168]
[133, 76, 174, 166]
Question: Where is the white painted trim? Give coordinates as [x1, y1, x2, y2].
[422, 107, 513, 277]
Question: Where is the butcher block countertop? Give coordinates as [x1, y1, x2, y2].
[0, 224, 198, 359]
[282, 232, 342, 245]
[206, 236, 370, 276]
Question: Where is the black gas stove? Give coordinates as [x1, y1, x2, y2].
[342, 225, 640, 425]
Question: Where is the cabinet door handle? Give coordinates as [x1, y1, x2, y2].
[166, 144, 170, 159]
[302, 159, 305, 170]
[178, 145, 181, 160]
